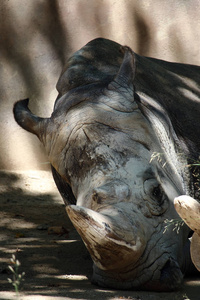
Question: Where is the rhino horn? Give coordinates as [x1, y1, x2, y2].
[174, 195, 200, 271]
[13, 99, 49, 141]
[66, 205, 146, 271]
[174, 195, 200, 234]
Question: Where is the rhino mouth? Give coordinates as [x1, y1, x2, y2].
[91, 256, 183, 292]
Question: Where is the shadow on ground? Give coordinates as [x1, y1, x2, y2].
[0, 170, 199, 300]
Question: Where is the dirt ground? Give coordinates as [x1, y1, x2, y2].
[0, 170, 199, 300]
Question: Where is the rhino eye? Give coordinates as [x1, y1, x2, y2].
[152, 185, 162, 199]
[144, 179, 168, 215]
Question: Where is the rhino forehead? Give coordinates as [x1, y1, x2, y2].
[65, 128, 150, 179]
[46, 101, 155, 176]
[55, 100, 154, 145]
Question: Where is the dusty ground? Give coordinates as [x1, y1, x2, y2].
[0, 170, 199, 300]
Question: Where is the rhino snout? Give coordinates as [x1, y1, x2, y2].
[66, 205, 146, 271]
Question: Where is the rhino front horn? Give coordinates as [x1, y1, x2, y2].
[66, 205, 146, 271]
[13, 98, 49, 141]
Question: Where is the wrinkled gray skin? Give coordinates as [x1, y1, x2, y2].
[13, 38, 200, 291]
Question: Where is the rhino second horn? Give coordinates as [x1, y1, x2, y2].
[66, 205, 146, 271]
[174, 195, 200, 234]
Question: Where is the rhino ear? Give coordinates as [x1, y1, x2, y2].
[13, 99, 48, 142]
[108, 46, 136, 91]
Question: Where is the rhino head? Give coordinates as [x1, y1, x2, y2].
[13, 38, 200, 291]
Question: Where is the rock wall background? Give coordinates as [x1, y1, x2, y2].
[1, 0, 200, 170]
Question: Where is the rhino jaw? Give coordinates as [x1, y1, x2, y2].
[66, 205, 146, 271]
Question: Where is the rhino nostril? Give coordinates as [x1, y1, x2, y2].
[160, 258, 183, 290]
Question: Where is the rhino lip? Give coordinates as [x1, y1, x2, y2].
[91, 256, 183, 292]
[142, 258, 183, 292]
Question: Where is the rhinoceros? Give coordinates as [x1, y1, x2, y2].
[13, 38, 200, 291]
